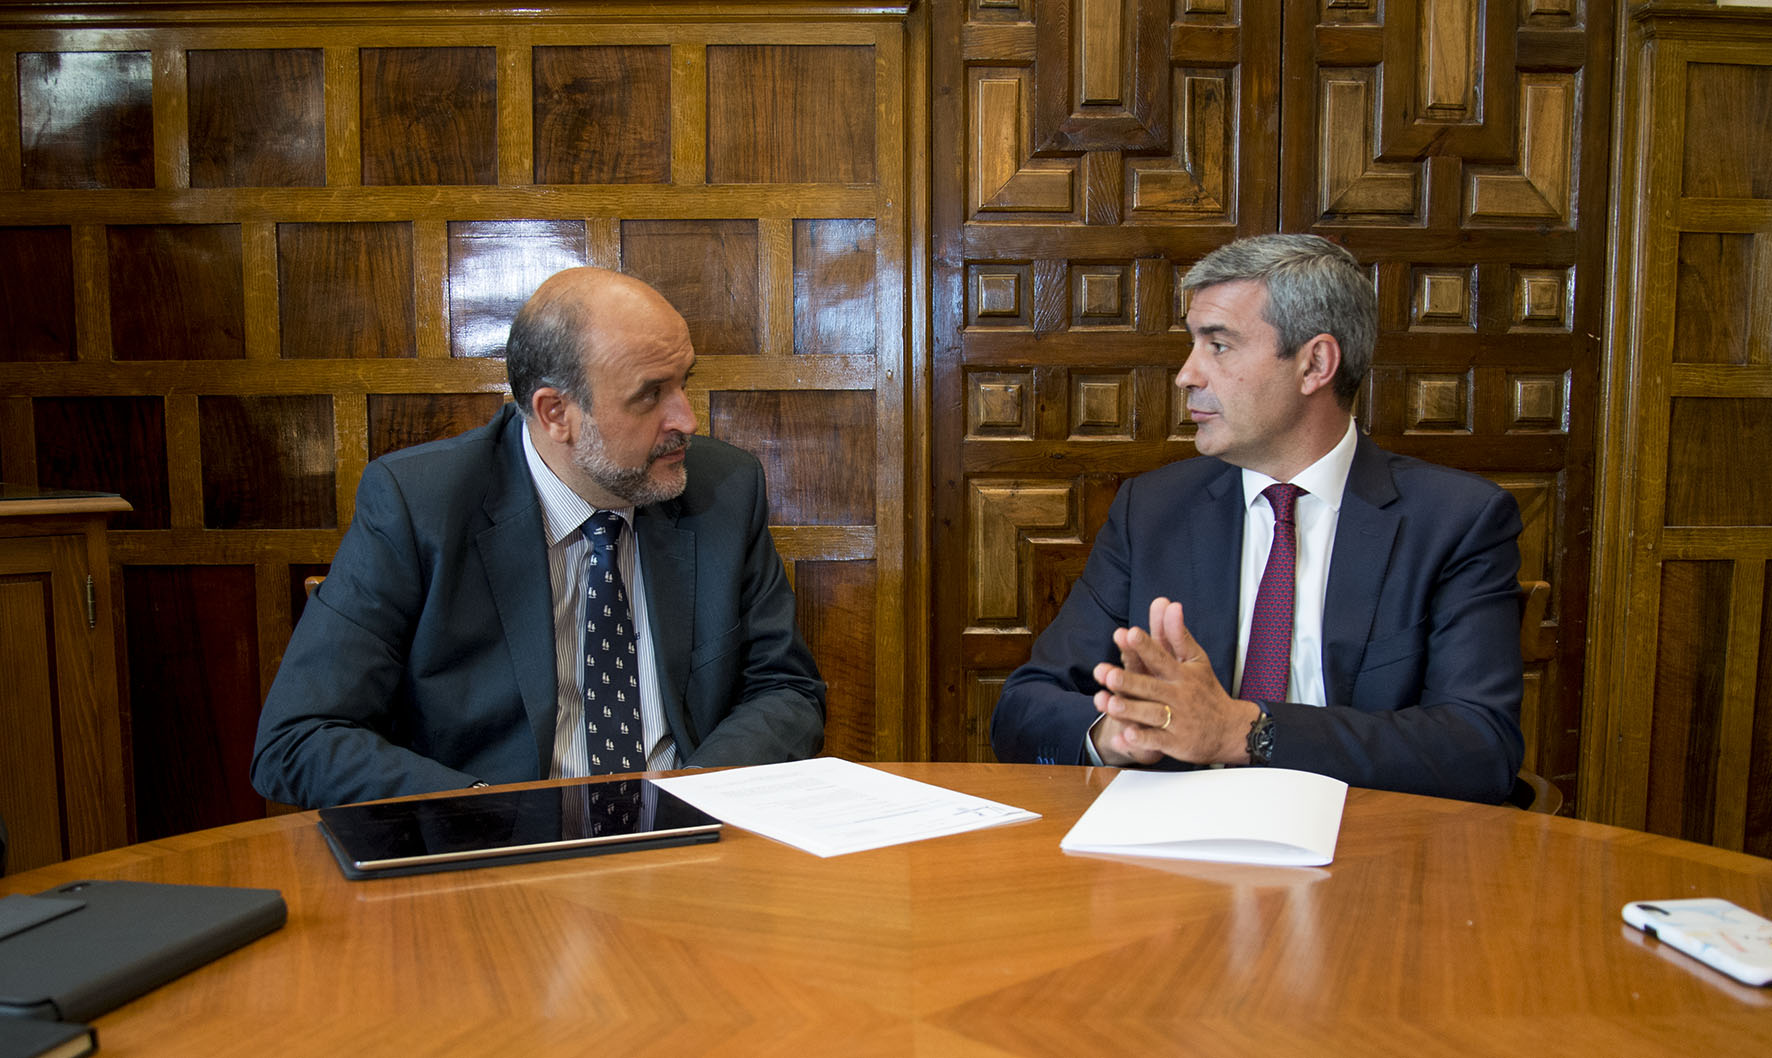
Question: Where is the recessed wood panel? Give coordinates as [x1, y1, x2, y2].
[1069, 371, 1132, 438]
[1674, 234, 1766, 367]
[967, 264, 1031, 328]
[1512, 267, 1573, 332]
[1129, 71, 1233, 219]
[794, 559, 877, 761]
[621, 220, 759, 356]
[1648, 560, 1732, 844]
[199, 396, 336, 529]
[1071, 266, 1129, 327]
[447, 221, 587, 359]
[107, 225, 246, 361]
[1406, 372, 1472, 433]
[1682, 62, 1772, 200]
[968, 480, 1073, 625]
[17, 51, 153, 189]
[966, 369, 1033, 439]
[533, 46, 670, 185]
[707, 45, 876, 184]
[708, 390, 875, 526]
[0, 227, 75, 362]
[32, 396, 170, 530]
[1664, 398, 1772, 526]
[124, 565, 264, 840]
[188, 49, 325, 188]
[360, 47, 497, 186]
[278, 222, 416, 359]
[368, 393, 507, 462]
[1410, 267, 1474, 330]
[793, 219, 877, 356]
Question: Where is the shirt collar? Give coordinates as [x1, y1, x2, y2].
[1240, 417, 1359, 512]
[520, 421, 633, 546]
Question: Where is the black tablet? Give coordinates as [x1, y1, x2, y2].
[316, 779, 722, 880]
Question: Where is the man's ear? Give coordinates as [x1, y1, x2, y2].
[530, 387, 576, 444]
[1296, 333, 1343, 398]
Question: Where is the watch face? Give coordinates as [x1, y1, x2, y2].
[1247, 712, 1276, 765]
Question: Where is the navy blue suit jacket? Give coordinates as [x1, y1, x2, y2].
[252, 404, 825, 809]
[990, 433, 1524, 803]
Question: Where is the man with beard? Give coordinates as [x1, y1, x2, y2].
[989, 234, 1524, 803]
[252, 268, 825, 809]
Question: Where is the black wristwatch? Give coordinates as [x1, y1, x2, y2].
[1246, 702, 1276, 765]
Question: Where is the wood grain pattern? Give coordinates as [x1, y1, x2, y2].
[708, 390, 875, 526]
[0, 568, 65, 871]
[6, 764, 1772, 1056]
[17, 50, 154, 190]
[706, 45, 875, 184]
[1665, 398, 1772, 526]
[278, 222, 416, 360]
[122, 564, 263, 841]
[187, 49, 325, 189]
[32, 396, 170, 531]
[793, 219, 876, 356]
[622, 219, 760, 356]
[446, 221, 586, 360]
[1674, 233, 1762, 367]
[107, 225, 246, 361]
[1681, 61, 1772, 200]
[1649, 561, 1733, 844]
[367, 393, 507, 462]
[0, 227, 75, 361]
[534, 46, 671, 185]
[360, 47, 497, 187]
[198, 395, 336, 530]
[793, 559, 877, 760]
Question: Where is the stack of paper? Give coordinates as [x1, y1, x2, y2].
[1059, 768, 1348, 867]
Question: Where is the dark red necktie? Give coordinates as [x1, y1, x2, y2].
[1241, 483, 1304, 702]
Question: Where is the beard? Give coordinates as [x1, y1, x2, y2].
[570, 422, 690, 506]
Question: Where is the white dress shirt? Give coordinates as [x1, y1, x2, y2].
[1231, 417, 1359, 707]
[521, 426, 679, 776]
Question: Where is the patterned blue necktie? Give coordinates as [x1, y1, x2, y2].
[582, 511, 644, 773]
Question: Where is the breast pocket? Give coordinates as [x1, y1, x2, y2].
[690, 623, 742, 671]
[1359, 617, 1428, 674]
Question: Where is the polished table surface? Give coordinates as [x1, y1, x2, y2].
[5, 763, 1771, 1056]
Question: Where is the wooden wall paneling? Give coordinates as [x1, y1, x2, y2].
[17, 50, 154, 190]
[932, 0, 1275, 761]
[1588, 8, 1772, 849]
[0, 561, 64, 870]
[107, 223, 246, 361]
[0, 2, 917, 836]
[187, 49, 326, 189]
[123, 564, 262, 841]
[277, 222, 416, 359]
[1280, 0, 1609, 805]
[359, 47, 497, 187]
[0, 226, 76, 361]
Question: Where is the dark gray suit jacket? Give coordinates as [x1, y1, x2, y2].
[251, 404, 825, 809]
[990, 434, 1524, 803]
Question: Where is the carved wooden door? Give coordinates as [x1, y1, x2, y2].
[931, 0, 1610, 807]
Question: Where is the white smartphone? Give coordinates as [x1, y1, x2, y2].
[1622, 898, 1772, 986]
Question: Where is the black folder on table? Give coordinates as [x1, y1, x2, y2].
[0, 880, 286, 1023]
[0, 1016, 95, 1058]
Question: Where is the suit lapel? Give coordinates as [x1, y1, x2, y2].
[476, 407, 557, 778]
[1190, 465, 1246, 692]
[1322, 435, 1400, 708]
[636, 499, 695, 746]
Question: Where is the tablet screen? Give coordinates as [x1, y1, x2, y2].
[317, 779, 722, 878]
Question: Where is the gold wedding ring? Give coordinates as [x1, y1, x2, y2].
[1160, 705, 1173, 731]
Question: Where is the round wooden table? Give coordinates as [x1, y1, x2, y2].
[5, 763, 1770, 1055]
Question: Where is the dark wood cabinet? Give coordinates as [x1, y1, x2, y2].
[0, 489, 131, 873]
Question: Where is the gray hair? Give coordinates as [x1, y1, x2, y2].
[1181, 234, 1376, 407]
[505, 292, 589, 417]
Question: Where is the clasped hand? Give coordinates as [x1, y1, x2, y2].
[1089, 597, 1261, 768]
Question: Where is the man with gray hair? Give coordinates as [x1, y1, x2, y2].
[254, 267, 825, 809]
[990, 234, 1524, 802]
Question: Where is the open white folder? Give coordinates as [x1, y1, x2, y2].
[1060, 767, 1348, 867]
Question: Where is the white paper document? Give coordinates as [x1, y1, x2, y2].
[1060, 768, 1348, 867]
[650, 757, 1039, 857]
